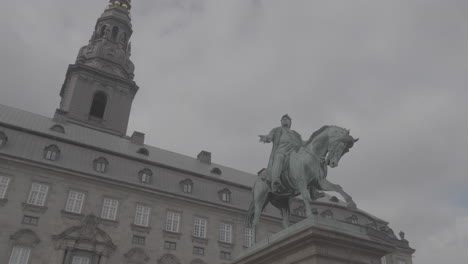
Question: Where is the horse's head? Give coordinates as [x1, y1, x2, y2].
[326, 127, 358, 168]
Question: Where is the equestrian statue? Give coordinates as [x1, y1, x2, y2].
[246, 114, 359, 234]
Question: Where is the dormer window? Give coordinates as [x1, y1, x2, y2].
[219, 188, 231, 203]
[93, 157, 109, 173]
[50, 124, 65, 134]
[329, 196, 339, 203]
[44, 144, 60, 161]
[139, 168, 153, 184]
[321, 210, 333, 219]
[137, 148, 149, 156]
[180, 179, 193, 194]
[89, 92, 107, 119]
[210, 167, 222, 175]
[0, 132, 7, 148]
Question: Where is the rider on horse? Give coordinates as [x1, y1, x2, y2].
[259, 114, 303, 193]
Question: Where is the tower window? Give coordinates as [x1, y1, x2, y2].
[111, 26, 119, 41]
[99, 25, 108, 38]
[89, 92, 107, 119]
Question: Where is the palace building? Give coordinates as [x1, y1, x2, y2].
[0, 1, 414, 264]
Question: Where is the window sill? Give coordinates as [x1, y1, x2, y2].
[163, 230, 182, 240]
[99, 217, 119, 227]
[131, 224, 151, 234]
[22, 203, 47, 214]
[0, 198, 8, 207]
[60, 210, 85, 220]
[191, 236, 208, 245]
[218, 241, 234, 249]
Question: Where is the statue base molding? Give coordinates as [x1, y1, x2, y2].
[234, 217, 395, 264]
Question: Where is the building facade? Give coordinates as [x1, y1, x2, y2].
[0, 1, 414, 264]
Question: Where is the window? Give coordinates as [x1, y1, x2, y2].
[193, 246, 204, 256]
[139, 169, 152, 184]
[0, 175, 11, 199]
[132, 235, 146, 245]
[111, 26, 119, 41]
[321, 210, 333, 219]
[71, 256, 90, 264]
[89, 92, 107, 119]
[101, 198, 119, 220]
[164, 241, 177, 250]
[193, 217, 207, 238]
[27, 183, 49, 206]
[219, 188, 231, 203]
[181, 179, 193, 194]
[50, 124, 65, 133]
[22, 215, 39, 225]
[44, 145, 60, 161]
[220, 251, 231, 260]
[219, 223, 232, 243]
[347, 215, 358, 225]
[211, 167, 222, 175]
[165, 211, 180, 233]
[65, 190, 85, 214]
[137, 148, 149, 156]
[99, 25, 108, 38]
[0, 131, 7, 148]
[93, 157, 108, 173]
[8, 246, 31, 264]
[244, 227, 255, 247]
[397, 261, 406, 264]
[134, 204, 150, 227]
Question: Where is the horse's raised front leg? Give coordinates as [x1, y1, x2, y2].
[319, 179, 357, 209]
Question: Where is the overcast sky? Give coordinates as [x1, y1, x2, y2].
[1, 0, 467, 263]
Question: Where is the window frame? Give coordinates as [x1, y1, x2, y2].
[165, 211, 181, 233]
[0, 175, 11, 199]
[43, 144, 60, 161]
[193, 217, 207, 238]
[134, 204, 151, 227]
[219, 223, 233, 243]
[8, 246, 31, 264]
[93, 157, 109, 173]
[244, 227, 255, 248]
[27, 182, 49, 207]
[100, 197, 119, 221]
[0, 131, 8, 148]
[65, 190, 86, 214]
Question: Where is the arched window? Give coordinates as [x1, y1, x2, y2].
[8, 229, 40, 264]
[180, 179, 193, 194]
[0, 131, 7, 148]
[99, 25, 108, 38]
[219, 188, 231, 203]
[137, 148, 149, 156]
[44, 145, 60, 161]
[93, 157, 109, 173]
[138, 169, 153, 184]
[111, 26, 119, 41]
[50, 125, 65, 134]
[210, 167, 222, 175]
[120, 32, 128, 49]
[89, 92, 107, 119]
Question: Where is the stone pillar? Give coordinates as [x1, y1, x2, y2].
[234, 217, 395, 264]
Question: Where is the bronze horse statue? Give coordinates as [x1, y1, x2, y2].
[246, 125, 358, 233]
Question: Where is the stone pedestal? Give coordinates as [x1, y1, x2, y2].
[234, 217, 395, 264]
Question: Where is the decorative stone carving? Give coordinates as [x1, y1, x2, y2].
[158, 254, 180, 264]
[52, 214, 115, 255]
[124, 247, 150, 264]
[10, 229, 40, 247]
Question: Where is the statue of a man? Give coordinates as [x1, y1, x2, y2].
[259, 114, 303, 192]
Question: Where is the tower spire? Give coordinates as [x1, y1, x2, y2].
[56, 0, 139, 136]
